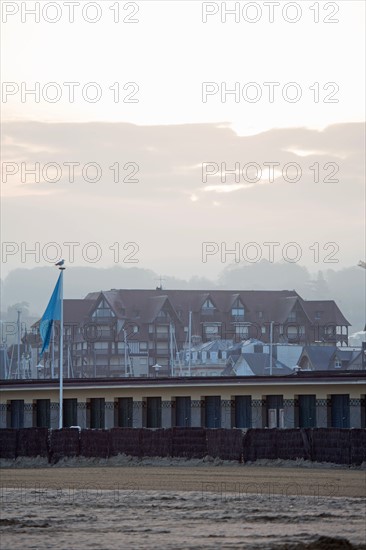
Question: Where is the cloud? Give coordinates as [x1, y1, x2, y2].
[1, 121, 364, 277]
[1, 122, 363, 194]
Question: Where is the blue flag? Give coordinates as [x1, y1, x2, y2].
[39, 273, 62, 358]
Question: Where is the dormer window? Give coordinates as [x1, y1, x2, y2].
[231, 298, 244, 319]
[288, 310, 296, 322]
[334, 359, 342, 368]
[157, 309, 169, 318]
[92, 298, 115, 318]
[201, 299, 215, 314]
[315, 311, 322, 320]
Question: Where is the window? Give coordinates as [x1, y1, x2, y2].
[128, 341, 139, 354]
[231, 298, 245, 318]
[288, 310, 296, 322]
[334, 359, 342, 368]
[204, 324, 220, 339]
[92, 298, 115, 318]
[205, 325, 219, 334]
[235, 324, 249, 338]
[261, 326, 266, 334]
[232, 307, 244, 318]
[157, 309, 169, 318]
[315, 311, 322, 320]
[258, 311, 263, 319]
[325, 325, 336, 337]
[140, 342, 148, 351]
[65, 326, 73, 338]
[156, 325, 169, 335]
[98, 325, 114, 338]
[156, 341, 169, 351]
[94, 342, 108, 350]
[287, 326, 299, 339]
[201, 299, 215, 314]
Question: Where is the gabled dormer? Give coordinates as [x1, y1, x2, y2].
[92, 296, 116, 319]
[150, 296, 182, 326]
[231, 297, 245, 320]
[156, 308, 170, 319]
[201, 296, 216, 315]
[286, 300, 308, 324]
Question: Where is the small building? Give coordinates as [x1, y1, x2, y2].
[298, 346, 363, 371]
[1, 371, 364, 430]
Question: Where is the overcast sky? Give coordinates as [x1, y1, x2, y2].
[1, 1, 365, 281]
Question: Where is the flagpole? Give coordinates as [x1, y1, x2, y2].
[59, 268, 65, 429]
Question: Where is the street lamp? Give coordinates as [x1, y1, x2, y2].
[152, 363, 162, 377]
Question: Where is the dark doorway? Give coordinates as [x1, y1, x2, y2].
[175, 396, 191, 427]
[205, 396, 221, 428]
[36, 399, 50, 428]
[9, 400, 24, 428]
[116, 397, 133, 427]
[90, 398, 105, 429]
[234, 395, 252, 428]
[298, 395, 316, 428]
[63, 398, 77, 427]
[146, 397, 162, 428]
[331, 394, 350, 428]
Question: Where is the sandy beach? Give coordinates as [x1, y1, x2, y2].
[1, 460, 365, 549]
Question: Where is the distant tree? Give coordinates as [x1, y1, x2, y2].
[217, 260, 310, 292]
[308, 271, 330, 298]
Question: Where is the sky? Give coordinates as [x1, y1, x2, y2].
[1, 0, 365, 281]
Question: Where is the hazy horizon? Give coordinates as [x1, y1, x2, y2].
[1, 260, 365, 335]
